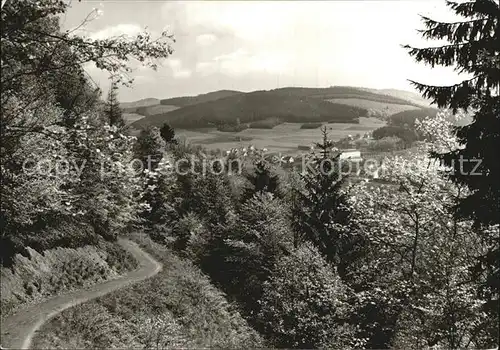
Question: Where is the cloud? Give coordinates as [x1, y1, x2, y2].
[196, 48, 290, 77]
[89, 23, 143, 40]
[165, 58, 192, 79]
[196, 33, 217, 46]
[160, 1, 465, 89]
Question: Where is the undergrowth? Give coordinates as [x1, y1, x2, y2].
[32, 232, 264, 349]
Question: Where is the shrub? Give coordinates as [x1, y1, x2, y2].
[372, 125, 419, 145]
[249, 117, 282, 129]
[367, 136, 403, 152]
[216, 123, 248, 132]
[300, 122, 323, 129]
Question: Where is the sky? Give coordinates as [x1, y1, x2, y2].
[62, 0, 467, 102]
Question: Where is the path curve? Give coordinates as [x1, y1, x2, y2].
[0, 238, 162, 349]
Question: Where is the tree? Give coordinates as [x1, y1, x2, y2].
[405, 0, 499, 329]
[257, 244, 356, 349]
[292, 127, 358, 275]
[0, 0, 174, 263]
[241, 159, 280, 203]
[221, 193, 293, 316]
[349, 112, 497, 347]
[104, 79, 124, 127]
[160, 123, 177, 145]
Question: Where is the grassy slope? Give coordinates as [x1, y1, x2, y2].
[131, 86, 428, 130]
[122, 112, 145, 125]
[32, 233, 264, 349]
[328, 98, 421, 116]
[120, 98, 160, 114]
[1, 240, 137, 318]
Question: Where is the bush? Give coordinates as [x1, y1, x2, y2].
[257, 244, 356, 349]
[249, 118, 282, 129]
[367, 136, 403, 152]
[216, 123, 248, 132]
[300, 122, 323, 129]
[372, 125, 419, 145]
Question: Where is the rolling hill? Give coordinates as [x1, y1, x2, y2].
[131, 90, 368, 129]
[160, 89, 242, 107]
[124, 86, 436, 131]
[365, 88, 432, 107]
[389, 108, 440, 127]
[120, 98, 160, 113]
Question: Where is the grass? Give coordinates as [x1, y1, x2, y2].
[1, 240, 137, 318]
[328, 98, 420, 117]
[300, 122, 323, 129]
[32, 232, 264, 349]
[122, 113, 145, 125]
[175, 118, 386, 152]
[249, 117, 282, 129]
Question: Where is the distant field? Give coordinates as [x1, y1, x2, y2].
[136, 104, 179, 117]
[123, 113, 145, 125]
[176, 117, 385, 152]
[328, 98, 420, 116]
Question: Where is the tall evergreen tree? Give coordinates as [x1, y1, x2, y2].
[293, 127, 353, 272]
[241, 159, 280, 202]
[104, 79, 124, 127]
[405, 0, 499, 324]
[160, 122, 177, 144]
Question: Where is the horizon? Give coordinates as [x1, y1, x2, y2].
[118, 85, 424, 104]
[63, 0, 468, 102]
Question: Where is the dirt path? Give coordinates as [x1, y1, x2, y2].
[0, 238, 162, 349]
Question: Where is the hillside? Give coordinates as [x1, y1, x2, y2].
[364, 88, 432, 107]
[131, 90, 368, 129]
[120, 98, 160, 113]
[389, 107, 440, 127]
[160, 89, 243, 107]
[130, 86, 433, 130]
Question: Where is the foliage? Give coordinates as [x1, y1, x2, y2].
[104, 80, 125, 127]
[350, 134, 497, 347]
[292, 127, 357, 273]
[32, 233, 264, 349]
[405, 1, 499, 312]
[257, 244, 357, 349]
[372, 125, 419, 145]
[159, 122, 177, 144]
[241, 160, 281, 203]
[0, 0, 174, 261]
[367, 136, 404, 152]
[220, 193, 293, 316]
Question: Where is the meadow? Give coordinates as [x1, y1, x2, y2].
[176, 117, 385, 152]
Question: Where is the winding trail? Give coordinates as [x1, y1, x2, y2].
[0, 238, 162, 349]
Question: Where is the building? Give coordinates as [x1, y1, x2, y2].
[339, 149, 361, 160]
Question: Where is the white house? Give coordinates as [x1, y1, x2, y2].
[339, 149, 361, 160]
